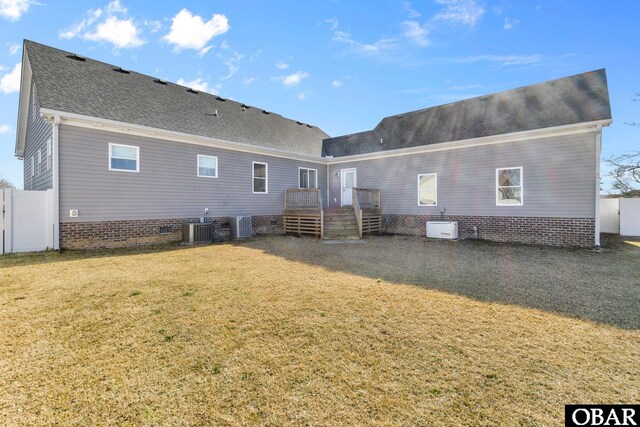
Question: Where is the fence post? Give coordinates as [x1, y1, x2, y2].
[4, 188, 12, 254]
[1, 188, 4, 254]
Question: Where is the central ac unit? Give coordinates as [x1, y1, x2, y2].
[426, 221, 458, 240]
[231, 216, 253, 239]
[182, 223, 212, 244]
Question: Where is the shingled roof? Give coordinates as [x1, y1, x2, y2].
[322, 69, 611, 157]
[24, 40, 329, 156]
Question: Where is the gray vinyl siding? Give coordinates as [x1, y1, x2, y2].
[328, 132, 597, 218]
[23, 82, 53, 191]
[58, 125, 327, 222]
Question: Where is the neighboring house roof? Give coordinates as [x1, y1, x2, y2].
[322, 69, 612, 157]
[22, 40, 329, 156]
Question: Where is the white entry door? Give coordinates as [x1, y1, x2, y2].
[340, 168, 357, 206]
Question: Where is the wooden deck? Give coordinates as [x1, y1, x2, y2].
[283, 188, 382, 239]
[283, 188, 323, 238]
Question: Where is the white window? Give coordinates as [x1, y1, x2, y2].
[417, 173, 437, 206]
[299, 167, 317, 189]
[496, 167, 523, 206]
[46, 139, 52, 170]
[252, 162, 268, 194]
[109, 143, 139, 172]
[197, 155, 218, 178]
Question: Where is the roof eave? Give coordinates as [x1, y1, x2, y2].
[14, 44, 33, 159]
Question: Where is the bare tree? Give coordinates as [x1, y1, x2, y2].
[607, 152, 640, 197]
[626, 92, 640, 127]
[0, 178, 16, 189]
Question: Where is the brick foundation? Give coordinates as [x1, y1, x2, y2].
[60, 215, 284, 250]
[382, 214, 595, 247]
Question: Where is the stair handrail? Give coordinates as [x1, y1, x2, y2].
[352, 188, 363, 239]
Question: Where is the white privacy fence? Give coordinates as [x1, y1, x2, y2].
[600, 197, 640, 237]
[1, 189, 54, 254]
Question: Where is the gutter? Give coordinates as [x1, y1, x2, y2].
[594, 124, 603, 249]
[52, 114, 60, 250]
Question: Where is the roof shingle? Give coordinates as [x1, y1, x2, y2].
[25, 40, 329, 156]
[322, 69, 611, 157]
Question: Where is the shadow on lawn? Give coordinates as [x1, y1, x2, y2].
[240, 234, 640, 330]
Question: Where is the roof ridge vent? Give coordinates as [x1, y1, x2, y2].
[241, 104, 250, 111]
[306, 124, 313, 128]
[153, 78, 168, 85]
[296, 121, 303, 125]
[216, 96, 226, 102]
[113, 67, 130, 74]
[66, 54, 86, 62]
[205, 110, 219, 117]
[186, 88, 199, 94]
[262, 110, 270, 115]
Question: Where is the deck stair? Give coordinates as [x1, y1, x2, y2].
[323, 207, 361, 240]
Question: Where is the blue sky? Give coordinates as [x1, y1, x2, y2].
[0, 0, 638, 190]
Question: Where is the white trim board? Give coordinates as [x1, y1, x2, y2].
[38, 108, 611, 166]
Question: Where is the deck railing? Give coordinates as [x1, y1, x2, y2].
[353, 188, 381, 210]
[283, 188, 323, 238]
[284, 188, 322, 210]
[352, 188, 382, 236]
[352, 188, 363, 239]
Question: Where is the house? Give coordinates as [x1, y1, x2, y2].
[15, 40, 612, 249]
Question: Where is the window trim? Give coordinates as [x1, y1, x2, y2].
[417, 173, 438, 207]
[197, 154, 218, 178]
[30, 156, 34, 177]
[252, 161, 268, 194]
[108, 142, 140, 173]
[496, 166, 524, 206]
[298, 167, 318, 189]
[36, 150, 42, 176]
[46, 139, 52, 170]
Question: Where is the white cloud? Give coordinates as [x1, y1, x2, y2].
[297, 90, 312, 101]
[503, 17, 520, 30]
[85, 16, 145, 48]
[432, 0, 485, 27]
[220, 40, 230, 50]
[454, 54, 542, 66]
[145, 19, 162, 33]
[60, 2, 144, 49]
[59, 7, 103, 39]
[279, 71, 309, 88]
[0, 124, 14, 133]
[176, 77, 210, 93]
[331, 79, 343, 88]
[197, 45, 213, 57]
[0, 0, 35, 21]
[105, 0, 126, 14]
[333, 30, 397, 56]
[402, 21, 431, 46]
[275, 61, 289, 70]
[163, 9, 229, 54]
[0, 62, 21, 94]
[7, 42, 20, 55]
[324, 18, 338, 31]
[221, 52, 243, 79]
[244, 76, 257, 85]
[403, 2, 421, 18]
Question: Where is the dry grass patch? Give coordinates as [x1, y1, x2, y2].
[0, 237, 639, 426]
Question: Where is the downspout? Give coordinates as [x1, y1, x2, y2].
[594, 124, 602, 249]
[52, 114, 60, 250]
[326, 162, 330, 208]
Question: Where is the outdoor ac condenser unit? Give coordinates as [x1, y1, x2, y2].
[231, 216, 253, 239]
[182, 223, 212, 245]
[426, 221, 458, 240]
